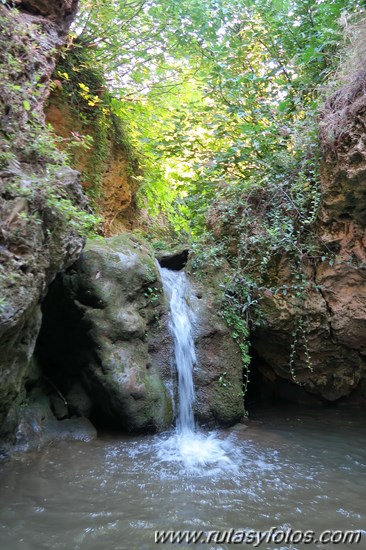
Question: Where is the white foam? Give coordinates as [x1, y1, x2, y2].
[156, 430, 239, 475]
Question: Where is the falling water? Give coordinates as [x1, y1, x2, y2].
[158, 266, 234, 472]
[159, 267, 196, 434]
[1, 271, 364, 546]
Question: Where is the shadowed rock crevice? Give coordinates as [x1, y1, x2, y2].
[157, 249, 190, 270]
[35, 274, 97, 419]
[247, 350, 325, 409]
[12, 0, 79, 30]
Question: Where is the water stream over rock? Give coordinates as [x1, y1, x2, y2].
[159, 267, 196, 434]
[0, 269, 365, 549]
[157, 267, 238, 473]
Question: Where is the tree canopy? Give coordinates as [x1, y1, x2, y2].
[65, 0, 363, 236]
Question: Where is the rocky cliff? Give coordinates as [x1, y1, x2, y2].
[45, 93, 140, 236]
[2, 0, 365, 459]
[251, 71, 366, 406]
[0, 0, 90, 444]
[189, 278, 245, 425]
[36, 234, 174, 433]
[201, 63, 366, 408]
[0, 0, 244, 451]
[34, 238, 244, 431]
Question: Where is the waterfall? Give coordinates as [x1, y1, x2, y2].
[157, 265, 235, 473]
[159, 267, 196, 434]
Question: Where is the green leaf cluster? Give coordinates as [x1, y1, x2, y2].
[71, 0, 361, 234]
[67, 0, 364, 397]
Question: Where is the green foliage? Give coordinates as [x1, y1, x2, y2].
[3, 163, 100, 238]
[59, 0, 364, 395]
[143, 285, 161, 303]
[220, 298, 251, 403]
[71, 0, 361, 233]
[213, 115, 323, 264]
[51, 129, 94, 163]
[0, 6, 99, 239]
[53, 44, 110, 203]
[189, 116, 330, 389]
[289, 316, 314, 385]
[52, 41, 140, 210]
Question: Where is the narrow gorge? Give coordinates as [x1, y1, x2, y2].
[0, 0, 365, 547]
[0, 0, 365, 455]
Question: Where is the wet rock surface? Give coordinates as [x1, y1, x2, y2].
[189, 278, 245, 426]
[0, 390, 96, 457]
[45, 99, 140, 236]
[36, 234, 174, 432]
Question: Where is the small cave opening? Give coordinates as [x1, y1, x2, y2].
[33, 273, 135, 433]
[245, 349, 325, 415]
[157, 249, 190, 271]
[33, 273, 100, 424]
[244, 350, 275, 411]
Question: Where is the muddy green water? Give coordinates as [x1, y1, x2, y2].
[0, 406, 365, 550]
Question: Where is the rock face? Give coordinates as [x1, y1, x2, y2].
[45, 99, 140, 236]
[0, 0, 86, 440]
[36, 234, 174, 432]
[190, 279, 245, 425]
[13, 0, 78, 28]
[252, 71, 366, 406]
[154, 248, 244, 426]
[1, 389, 96, 454]
[35, 241, 244, 432]
[251, 264, 366, 403]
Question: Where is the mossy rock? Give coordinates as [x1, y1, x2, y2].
[38, 233, 174, 433]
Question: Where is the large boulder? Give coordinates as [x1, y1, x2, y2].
[37, 241, 245, 432]
[1, 389, 96, 456]
[36, 233, 174, 432]
[251, 259, 366, 402]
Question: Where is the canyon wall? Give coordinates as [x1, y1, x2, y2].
[251, 71, 366, 406]
[0, 0, 88, 443]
